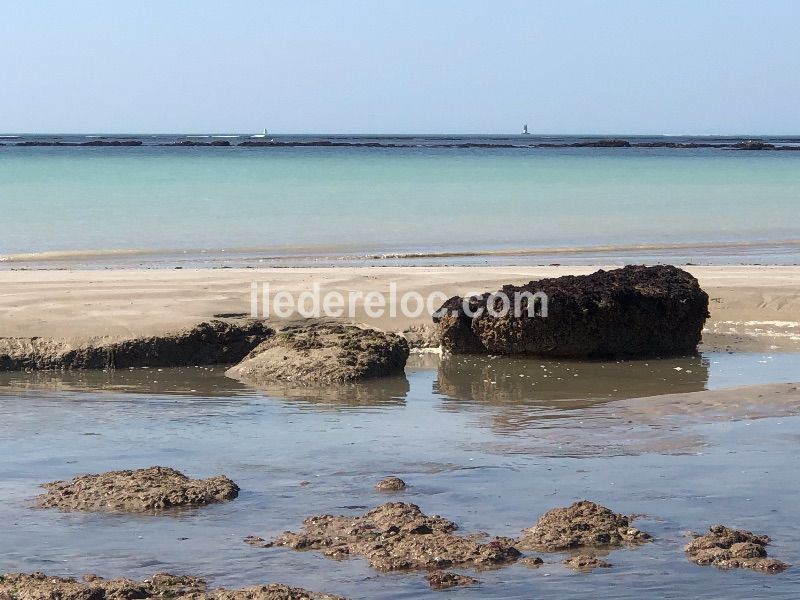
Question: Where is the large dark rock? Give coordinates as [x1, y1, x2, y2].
[0, 320, 273, 371]
[433, 265, 708, 358]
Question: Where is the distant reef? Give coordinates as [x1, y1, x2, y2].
[3, 138, 800, 150]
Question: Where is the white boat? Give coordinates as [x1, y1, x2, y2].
[522, 124, 530, 135]
[251, 128, 269, 138]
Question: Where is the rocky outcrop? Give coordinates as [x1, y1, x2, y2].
[225, 324, 409, 385]
[516, 501, 651, 552]
[434, 265, 708, 358]
[732, 140, 775, 150]
[0, 572, 346, 600]
[37, 466, 239, 512]
[685, 525, 789, 573]
[0, 320, 273, 371]
[15, 140, 143, 146]
[259, 502, 521, 572]
[160, 140, 231, 147]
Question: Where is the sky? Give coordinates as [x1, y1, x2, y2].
[2, 0, 799, 134]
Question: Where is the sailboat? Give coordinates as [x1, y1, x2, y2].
[522, 124, 530, 135]
[251, 128, 268, 138]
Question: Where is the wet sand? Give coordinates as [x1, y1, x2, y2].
[0, 265, 799, 352]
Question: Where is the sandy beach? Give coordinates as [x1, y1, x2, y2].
[1, 265, 798, 352]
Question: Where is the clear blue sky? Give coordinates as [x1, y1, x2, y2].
[2, 0, 798, 134]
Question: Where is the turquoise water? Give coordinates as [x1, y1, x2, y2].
[2, 137, 800, 266]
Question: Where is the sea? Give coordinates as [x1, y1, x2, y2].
[1, 134, 799, 268]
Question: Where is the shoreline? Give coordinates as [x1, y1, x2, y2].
[2, 239, 799, 269]
[0, 264, 798, 353]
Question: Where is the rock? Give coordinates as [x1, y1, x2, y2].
[267, 502, 521, 571]
[685, 525, 789, 573]
[434, 265, 708, 358]
[516, 500, 651, 552]
[0, 320, 273, 371]
[15, 140, 143, 146]
[519, 556, 544, 568]
[563, 554, 612, 572]
[426, 571, 480, 589]
[375, 476, 406, 491]
[0, 572, 346, 600]
[161, 140, 231, 147]
[732, 140, 775, 150]
[570, 139, 631, 147]
[225, 324, 409, 385]
[244, 535, 268, 547]
[37, 466, 239, 512]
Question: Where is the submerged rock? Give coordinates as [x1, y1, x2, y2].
[426, 571, 480, 589]
[266, 502, 521, 571]
[434, 265, 709, 358]
[685, 525, 789, 573]
[516, 500, 651, 552]
[375, 476, 406, 491]
[563, 554, 612, 572]
[519, 556, 544, 568]
[225, 324, 409, 385]
[37, 466, 239, 512]
[0, 572, 345, 600]
[0, 320, 273, 371]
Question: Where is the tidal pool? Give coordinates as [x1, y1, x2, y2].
[1, 352, 799, 599]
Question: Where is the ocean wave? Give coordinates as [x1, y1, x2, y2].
[3, 239, 799, 265]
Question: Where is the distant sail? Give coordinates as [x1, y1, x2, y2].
[522, 124, 530, 135]
[251, 128, 269, 138]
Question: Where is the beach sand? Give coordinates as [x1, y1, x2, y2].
[0, 265, 798, 352]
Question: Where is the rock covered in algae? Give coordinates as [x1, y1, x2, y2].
[685, 525, 789, 573]
[563, 554, 612, 572]
[0, 572, 346, 600]
[375, 476, 406, 491]
[37, 466, 239, 512]
[226, 324, 409, 385]
[266, 502, 521, 571]
[426, 571, 480, 589]
[516, 500, 651, 552]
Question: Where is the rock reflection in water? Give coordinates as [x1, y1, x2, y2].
[0, 366, 251, 398]
[235, 376, 410, 410]
[0, 368, 411, 410]
[436, 354, 709, 406]
[433, 354, 709, 447]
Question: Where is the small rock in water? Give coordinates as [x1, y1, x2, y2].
[37, 466, 239, 513]
[516, 500, 651, 552]
[426, 571, 479, 589]
[685, 525, 789, 573]
[243, 535, 270, 548]
[563, 554, 612, 572]
[519, 556, 544, 568]
[375, 476, 406, 491]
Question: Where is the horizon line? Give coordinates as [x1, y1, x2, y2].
[3, 131, 800, 137]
